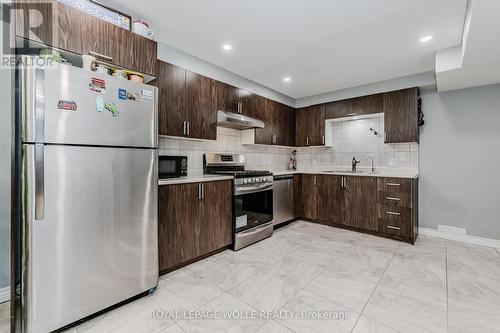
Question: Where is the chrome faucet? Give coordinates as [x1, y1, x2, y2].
[366, 156, 375, 173]
[352, 157, 360, 173]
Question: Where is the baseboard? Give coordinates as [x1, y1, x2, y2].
[419, 227, 500, 249]
[0, 287, 9, 303]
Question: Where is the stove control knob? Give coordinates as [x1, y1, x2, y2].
[243, 179, 248, 184]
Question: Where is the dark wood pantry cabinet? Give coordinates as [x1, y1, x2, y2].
[295, 104, 326, 147]
[15, 0, 157, 75]
[158, 180, 232, 273]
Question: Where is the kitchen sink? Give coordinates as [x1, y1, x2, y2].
[321, 170, 377, 174]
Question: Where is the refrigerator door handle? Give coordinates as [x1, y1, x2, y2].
[34, 68, 45, 143]
[34, 143, 45, 220]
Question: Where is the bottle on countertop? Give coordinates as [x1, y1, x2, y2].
[288, 150, 297, 170]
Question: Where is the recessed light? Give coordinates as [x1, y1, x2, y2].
[283, 77, 291, 83]
[420, 36, 433, 43]
[222, 44, 232, 51]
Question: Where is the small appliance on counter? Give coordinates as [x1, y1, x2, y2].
[204, 153, 274, 250]
[288, 150, 297, 170]
[159, 155, 188, 178]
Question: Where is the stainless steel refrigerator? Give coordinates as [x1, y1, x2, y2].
[18, 58, 159, 333]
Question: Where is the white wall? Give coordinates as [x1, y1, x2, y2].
[296, 71, 436, 108]
[157, 42, 295, 107]
[420, 84, 500, 239]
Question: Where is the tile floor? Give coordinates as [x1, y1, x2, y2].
[9, 220, 500, 333]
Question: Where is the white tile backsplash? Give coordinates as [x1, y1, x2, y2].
[296, 114, 418, 171]
[159, 114, 418, 175]
[159, 128, 294, 176]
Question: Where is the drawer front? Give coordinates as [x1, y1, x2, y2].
[377, 205, 411, 220]
[378, 218, 412, 239]
[377, 178, 411, 193]
[378, 191, 412, 208]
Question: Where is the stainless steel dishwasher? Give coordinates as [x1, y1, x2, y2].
[273, 174, 294, 226]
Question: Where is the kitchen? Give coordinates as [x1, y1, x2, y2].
[1, 1, 500, 333]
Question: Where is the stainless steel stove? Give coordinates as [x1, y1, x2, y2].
[204, 153, 274, 250]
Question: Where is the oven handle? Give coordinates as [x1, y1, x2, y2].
[237, 221, 274, 236]
[234, 183, 273, 195]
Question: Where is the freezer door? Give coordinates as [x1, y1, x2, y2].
[21, 61, 157, 148]
[23, 144, 158, 333]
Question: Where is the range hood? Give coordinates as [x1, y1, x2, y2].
[217, 110, 265, 130]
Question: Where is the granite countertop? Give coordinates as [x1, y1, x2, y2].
[273, 169, 419, 179]
[158, 175, 234, 185]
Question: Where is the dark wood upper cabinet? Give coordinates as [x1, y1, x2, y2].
[215, 81, 240, 114]
[384, 88, 419, 143]
[153, 61, 186, 137]
[253, 96, 275, 145]
[326, 94, 383, 119]
[158, 180, 232, 273]
[296, 104, 326, 147]
[274, 103, 296, 147]
[16, 1, 157, 75]
[154, 61, 217, 140]
[186, 70, 217, 140]
[325, 99, 354, 119]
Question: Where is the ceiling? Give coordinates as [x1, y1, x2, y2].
[101, 0, 468, 98]
[436, 0, 500, 92]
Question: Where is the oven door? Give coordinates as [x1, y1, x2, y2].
[234, 187, 273, 233]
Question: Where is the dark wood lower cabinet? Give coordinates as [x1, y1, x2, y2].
[317, 175, 343, 226]
[295, 174, 418, 243]
[158, 180, 232, 273]
[300, 174, 318, 220]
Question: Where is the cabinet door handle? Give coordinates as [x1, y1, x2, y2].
[387, 183, 400, 187]
[89, 51, 113, 62]
[187, 122, 190, 136]
[386, 197, 401, 201]
[182, 121, 186, 135]
[322, 135, 325, 145]
[387, 211, 401, 216]
[198, 184, 203, 200]
[201, 183, 205, 200]
[306, 137, 309, 146]
[387, 226, 401, 230]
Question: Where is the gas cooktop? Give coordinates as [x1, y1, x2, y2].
[210, 170, 273, 178]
